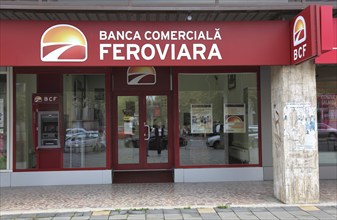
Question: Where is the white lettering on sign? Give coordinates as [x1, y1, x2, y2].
[293, 43, 307, 61]
[99, 43, 222, 61]
[99, 28, 223, 61]
[43, 96, 58, 102]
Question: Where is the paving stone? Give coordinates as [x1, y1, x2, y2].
[71, 216, 91, 220]
[252, 211, 278, 220]
[307, 210, 336, 219]
[199, 213, 220, 220]
[51, 217, 72, 220]
[180, 208, 198, 214]
[163, 209, 181, 214]
[108, 214, 127, 220]
[92, 210, 111, 216]
[163, 213, 183, 220]
[283, 207, 302, 211]
[270, 211, 296, 219]
[217, 213, 240, 220]
[146, 213, 164, 220]
[146, 209, 163, 214]
[249, 207, 268, 212]
[90, 216, 109, 220]
[231, 207, 251, 212]
[197, 208, 216, 214]
[36, 213, 57, 218]
[234, 212, 259, 220]
[127, 214, 146, 220]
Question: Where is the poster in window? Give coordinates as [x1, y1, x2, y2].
[224, 103, 246, 133]
[190, 104, 213, 134]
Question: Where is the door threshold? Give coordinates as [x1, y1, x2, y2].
[112, 170, 173, 183]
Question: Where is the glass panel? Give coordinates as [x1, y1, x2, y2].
[0, 74, 7, 170]
[316, 65, 337, 165]
[146, 96, 168, 164]
[118, 96, 139, 164]
[63, 74, 106, 168]
[179, 73, 259, 166]
[16, 74, 37, 169]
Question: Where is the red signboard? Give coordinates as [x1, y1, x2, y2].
[316, 18, 337, 64]
[290, 5, 319, 65]
[0, 20, 290, 66]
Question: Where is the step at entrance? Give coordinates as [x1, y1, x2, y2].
[112, 170, 173, 183]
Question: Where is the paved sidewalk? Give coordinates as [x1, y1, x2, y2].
[1, 206, 337, 220]
[0, 180, 336, 219]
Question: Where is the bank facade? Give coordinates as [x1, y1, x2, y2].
[0, 0, 336, 204]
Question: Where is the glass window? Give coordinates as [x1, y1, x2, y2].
[15, 74, 37, 169]
[316, 65, 337, 165]
[63, 74, 106, 168]
[178, 73, 259, 166]
[0, 74, 8, 170]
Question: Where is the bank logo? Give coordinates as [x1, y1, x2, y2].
[127, 67, 156, 85]
[41, 24, 87, 62]
[293, 16, 306, 47]
[34, 96, 43, 103]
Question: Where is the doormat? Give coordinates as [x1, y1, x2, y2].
[113, 170, 173, 183]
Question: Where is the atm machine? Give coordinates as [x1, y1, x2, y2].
[32, 94, 62, 169]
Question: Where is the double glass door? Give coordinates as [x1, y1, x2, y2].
[116, 94, 170, 169]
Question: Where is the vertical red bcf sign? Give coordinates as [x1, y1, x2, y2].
[290, 5, 318, 65]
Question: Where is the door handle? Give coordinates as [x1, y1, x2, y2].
[144, 125, 150, 140]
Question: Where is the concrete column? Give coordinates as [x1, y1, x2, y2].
[271, 61, 319, 204]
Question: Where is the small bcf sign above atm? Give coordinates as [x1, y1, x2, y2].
[33, 94, 61, 104]
[290, 5, 319, 65]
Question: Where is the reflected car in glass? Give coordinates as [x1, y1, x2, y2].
[318, 123, 337, 140]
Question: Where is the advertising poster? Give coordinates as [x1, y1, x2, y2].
[283, 104, 316, 151]
[190, 104, 213, 134]
[224, 103, 246, 133]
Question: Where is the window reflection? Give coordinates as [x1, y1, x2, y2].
[179, 73, 259, 166]
[63, 74, 106, 168]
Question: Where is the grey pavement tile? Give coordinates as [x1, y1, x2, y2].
[271, 211, 296, 219]
[307, 210, 336, 219]
[36, 213, 57, 218]
[252, 211, 279, 220]
[18, 214, 37, 218]
[126, 214, 145, 220]
[249, 207, 268, 212]
[73, 212, 92, 217]
[51, 217, 72, 220]
[146, 209, 163, 214]
[90, 216, 109, 220]
[55, 212, 75, 217]
[71, 217, 91, 220]
[283, 207, 302, 211]
[215, 208, 234, 213]
[0, 215, 19, 219]
[108, 214, 127, 220]
[199, 213, 221, 220]
[231, 207, 251, 212]
[13, 218, 35, 220]
[145, 213, 164, 220]
[163, 213, 183, 220]
[266, 207, 287, 212]
[234, 212, 259, 220]
[180, 209, 198, 214]
[163, 209, 182, 214]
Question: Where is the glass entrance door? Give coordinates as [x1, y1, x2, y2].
[116, 94, 170, 169]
